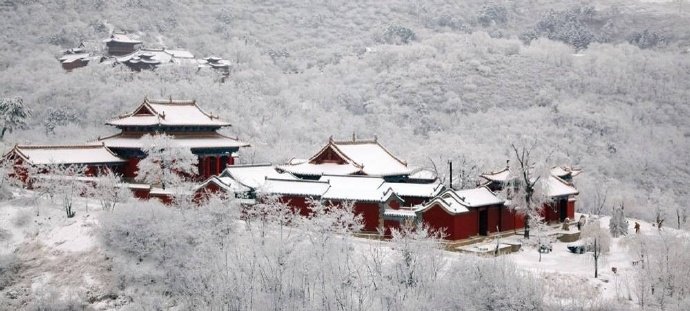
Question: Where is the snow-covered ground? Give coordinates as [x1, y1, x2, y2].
[504, 214, 688, 309]
[0, 192, 122, 309]
[1, 193, 686, 309]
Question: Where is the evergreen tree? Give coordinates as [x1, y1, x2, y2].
[0, 96, 31, 139]
[609, 204, 629, 237]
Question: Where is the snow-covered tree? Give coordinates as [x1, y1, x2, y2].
[31, 164, 88, 218]
[136, 133, 198, 189]
[0, 96, 31, 139]
[88, 169, 131, 211]
[43, 107, 77, 136]
[609, 204, 629, 237]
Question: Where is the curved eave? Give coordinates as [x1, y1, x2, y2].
[105, 120, 232, 127]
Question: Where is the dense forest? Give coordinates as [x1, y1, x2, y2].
[1, 1, 689, 228]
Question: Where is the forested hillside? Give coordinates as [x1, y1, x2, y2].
[1, 0, 689, 223]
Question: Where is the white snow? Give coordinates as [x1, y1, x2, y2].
[44, 217, 97, 253]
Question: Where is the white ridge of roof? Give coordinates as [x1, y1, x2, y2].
[384, 209, 417, 217]
[385, 181, 444, 198]
[319, 175, 398, 203]
[107, 98, 231, 127]
[220, 164, 297, 189]
[259, 178, 331, 197]
[278, 162, 361, 176]
[545, 176, 579, 197]
[98, 132, 249, 149]
[10, 144, 126, 166]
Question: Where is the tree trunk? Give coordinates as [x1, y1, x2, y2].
[594, 239, 599, 278]
[523, 214, 530, 239]
[0, 127, 6, 139]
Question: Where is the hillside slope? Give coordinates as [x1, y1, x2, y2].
[0, 0, 688, 222]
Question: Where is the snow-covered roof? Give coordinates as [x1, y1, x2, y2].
[319, 175, 400, 203]
[260, 178, 331, 197]
[164, 49, 195, 59]
[550, 166, 583, 178]
[385, 181, 444, 198]
[333, 139, 412, 176]
[103, 34, 142, 44]
[545, 176, 579, 197]
[278, 137, 414, 177]
[196, 175, 251, 194]
[480, 167, 512, 182]
[384, 208, 417, 218]
[106, 97, 231, 127]
[408, 168, 438, 181]
[219, 164, 298, 189]
[7, 144, 126, 166]
[59, 53, 90, 64]
[417, 187, 504, 215]
[98, 131, 249, 150]
[451, 187, 504, 207]
[198, 56, 232, 69]
[115, 48, 197, 66]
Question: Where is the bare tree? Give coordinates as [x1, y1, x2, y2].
[591, 183, 608, 216]
[510, 143, 547, 239]
[581, 219, 611, 278]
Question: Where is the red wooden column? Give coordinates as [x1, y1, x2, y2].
[227, 155, 234, 166]
[203, 157, 211, 178]
[215, 156, 221, 175]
